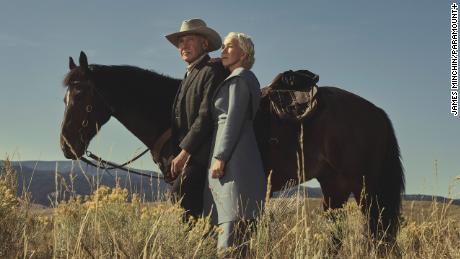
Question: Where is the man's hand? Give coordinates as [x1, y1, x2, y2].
[208, 57, 222, 64]
[170, 149, 191, 178]
[261, 86, 270, 97]
[211, 159, 225, 179]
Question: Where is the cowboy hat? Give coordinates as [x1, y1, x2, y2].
[165, 18, 222, 52]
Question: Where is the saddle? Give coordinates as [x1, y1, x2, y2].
[265, 70, 319, 121]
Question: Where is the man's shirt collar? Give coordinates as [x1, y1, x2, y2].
[186, 53, 208, 75]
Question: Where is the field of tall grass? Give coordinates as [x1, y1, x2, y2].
[1, 158, 459, 258]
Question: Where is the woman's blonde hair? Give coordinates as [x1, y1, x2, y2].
[224, 32, 255, 69]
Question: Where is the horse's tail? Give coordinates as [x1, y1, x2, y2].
[372, 112, 405, 241]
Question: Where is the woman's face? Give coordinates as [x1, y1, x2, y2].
[221, 37, 246, 71]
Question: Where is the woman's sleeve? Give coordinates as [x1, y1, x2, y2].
[213, 77, 250, 162]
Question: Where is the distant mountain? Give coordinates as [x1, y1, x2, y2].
[0, 160, 168, 206]
[403, 194, 460, 206]
[273, 185, 460, 206]
[1, 160, 459, 207]
[273, 185, 323, 198]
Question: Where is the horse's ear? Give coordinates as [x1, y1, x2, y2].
[69, 57, 76, 70]
[79, 51, 89, 71]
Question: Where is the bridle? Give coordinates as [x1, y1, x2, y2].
[69, 79, 169, 179]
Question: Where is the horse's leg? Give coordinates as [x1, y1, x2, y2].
[351, 179, 380, 239]
[352, 178, 402, 259]
[351, 178, 378, 237]
[355, 184, 393, 237]
[353, 184, 397, 258]
[317, 167, 352, 253]
[319, 173, 351, 211]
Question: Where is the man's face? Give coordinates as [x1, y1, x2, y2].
[178, 34, 208, 64]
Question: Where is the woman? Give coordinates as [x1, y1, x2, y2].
[203, 32, 266, 253]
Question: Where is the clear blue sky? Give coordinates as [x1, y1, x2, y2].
[0, 1, 458, 197]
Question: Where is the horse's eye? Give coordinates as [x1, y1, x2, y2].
[73, 84, 86, 95]
[74, 90, 84, 99]
[70, 80, 84, 89]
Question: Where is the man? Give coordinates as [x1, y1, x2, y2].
[165, 18, 227, 218]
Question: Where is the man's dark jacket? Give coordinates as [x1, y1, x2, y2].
[171, 54, 227, 167]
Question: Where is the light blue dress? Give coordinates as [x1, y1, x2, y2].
[203, 67, 266, 229]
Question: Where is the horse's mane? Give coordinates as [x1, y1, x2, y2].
[64, 64, 180, 102]
[95, 65, 178, 86]
[64, 64, 179, 88]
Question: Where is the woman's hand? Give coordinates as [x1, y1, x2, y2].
[211, 159, 225, 179]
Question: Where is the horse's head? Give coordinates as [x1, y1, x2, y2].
[60, 51, 112, 159]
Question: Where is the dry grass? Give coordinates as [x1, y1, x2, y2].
[1, 159, 460, 258]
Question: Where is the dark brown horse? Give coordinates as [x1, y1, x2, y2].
[60, 52, 404, 242]
[255, 73, 405, 243]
